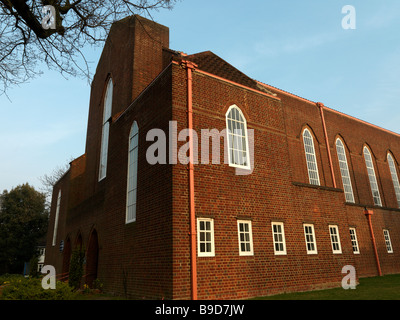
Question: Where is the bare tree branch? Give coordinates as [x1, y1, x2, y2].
[0, 0, 177, 94]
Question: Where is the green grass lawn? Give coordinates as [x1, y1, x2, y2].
[255, 274, 400, 300]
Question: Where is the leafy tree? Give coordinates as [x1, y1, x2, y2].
[0, 183, 48, 274]
[0, 0, 177, 94]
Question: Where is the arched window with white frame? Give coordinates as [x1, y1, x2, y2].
[335, 138, 355, 203]
[363, 146, 382, 206]
[387, 153, 400, 208]
[302, 128, 320, 185]
[99, 78, 113, 181]
[126, 121, 139, 223]
[225, 105, 250, 169]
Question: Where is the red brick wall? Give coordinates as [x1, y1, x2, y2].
[171, 67, 360, 299]
[44, 170, 70, 277]
[45, 16, 400, 300]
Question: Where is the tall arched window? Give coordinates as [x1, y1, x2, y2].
[52, 190, 61, 246]
[225, 105, 250, 169]
[99, 78, 113, 181]
[363, 146, 382, 206]
[336, 138, 355, 203]
[302, 128, 320, 185]
[387, 153, 400, 208]
[126, 121, 139, 223]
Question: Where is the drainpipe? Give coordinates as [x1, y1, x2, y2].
[181, 60, 198, 300]
[317, 102, 337, 188]
[364, 208, 382, 276]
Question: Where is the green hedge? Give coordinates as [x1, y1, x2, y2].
[0, 276, 78, 300]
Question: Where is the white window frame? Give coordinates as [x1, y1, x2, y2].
[52, 190, 61, 246]
[197, 218, 215, 257]
[383, 229, 393, 253]
[349, 228, 360, 254]
[271, 222, 287, 255]
[226, 105, 251, 170]
[336, 138, 355, 203]
[302, 128, 320, 185]
[99, 78, 113, 181]
[363, 146, 382, 206]
[303, 224, 317, 254]
[387, 153, 400, 208]
[237, 220, 254, 256]
[329, 225, 342, 254]
[126, 121, 139, 224]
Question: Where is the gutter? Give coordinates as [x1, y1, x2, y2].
[180, 59, 198, 300]
[317, 102, 337, 188]
[364, 209, 382, 276]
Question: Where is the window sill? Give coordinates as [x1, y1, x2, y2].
[292, 181, 343, 193]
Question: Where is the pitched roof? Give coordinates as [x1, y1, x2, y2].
[175, 51, 275, 96]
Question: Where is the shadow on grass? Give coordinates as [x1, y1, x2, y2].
[254, 274, 400, 300]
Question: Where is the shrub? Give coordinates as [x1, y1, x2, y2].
[68, 248, 85, 290]
[1, 276, 78, 300]
[0, 274, 25, 286]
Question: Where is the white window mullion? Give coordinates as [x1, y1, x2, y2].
[99, 78, 113, 181]
[52, 190, 61, 246]
[197, 218, 215, 257]
[303, 129, 320, 186]
[349, 228, 360, 254]
[336, 139, 355, 203]
[329, 225, 342, 254]
[126, 121, 139, 223]
[271, 222, 287, 255]
[387, 153, 400, 208]
[303, 224, 317, 254]
[237, 220, 254, 256]
[226, 105, 251, 170]
[363, 147, 382, 206]
[383, 229, 393, 253]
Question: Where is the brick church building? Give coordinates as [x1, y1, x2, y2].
[45, 15, 400, 299]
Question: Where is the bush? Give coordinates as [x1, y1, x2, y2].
[1, 276, 78, 300]
[0, 274, 25, 286]
[68, 248, 85, 290]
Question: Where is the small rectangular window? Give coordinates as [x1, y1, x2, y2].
[197, 218, 215, 257]
[349, 228, 360, 254]
[329, 225, 342, 254]
[237, 220, 254, 256]
[383, 229, 393, 253]
[271, 222, 287, 255]
[303, 224, 317, 254]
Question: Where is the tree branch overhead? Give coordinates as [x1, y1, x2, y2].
[0, 0, 176, 94]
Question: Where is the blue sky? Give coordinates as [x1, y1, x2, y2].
[1, 0, 400, 192]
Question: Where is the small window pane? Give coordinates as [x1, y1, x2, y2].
[304, 224, 317, 254]
[237, 220, 253, 256]
[197, 218, 215, 257]
[271, 222, 287, 255]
